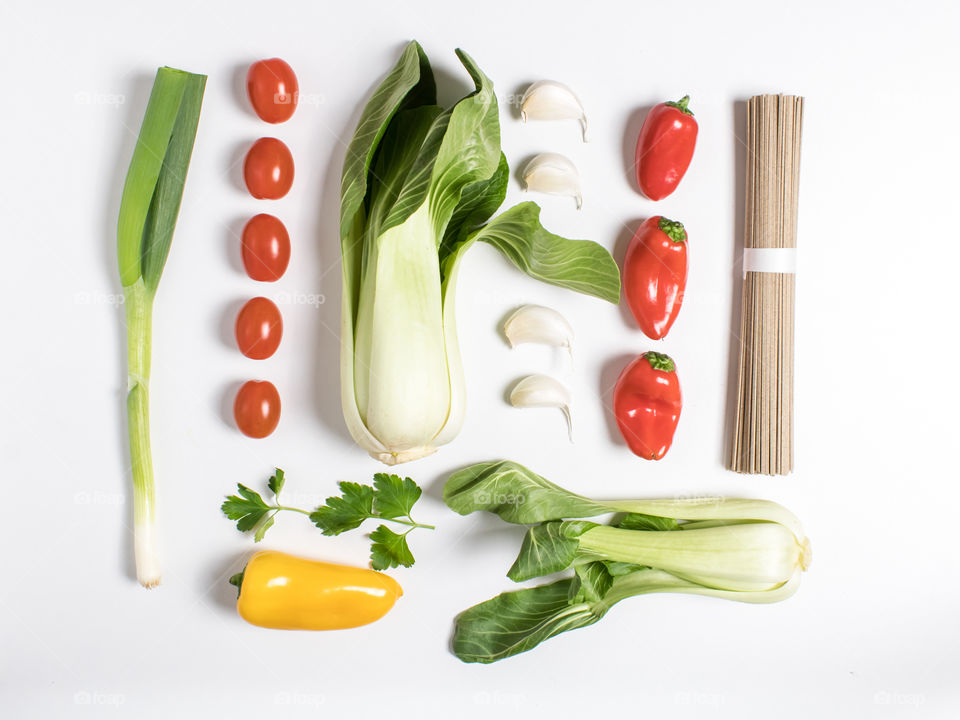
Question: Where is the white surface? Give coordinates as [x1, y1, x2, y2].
[1, 0, 958, 717]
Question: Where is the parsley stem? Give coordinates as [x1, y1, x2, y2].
[273, 505, 311, 515]
[388, 518, 435, 530]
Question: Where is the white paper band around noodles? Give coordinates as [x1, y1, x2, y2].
[742, 247, 797, 279]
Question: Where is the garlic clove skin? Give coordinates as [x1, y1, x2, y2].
[503, 304, 574, 364]
[520, 80, 588, 142]
[509, 374, 573, 442]
[521, 153, 583, 210]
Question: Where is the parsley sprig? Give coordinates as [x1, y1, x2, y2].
[221, 469, 434, 570]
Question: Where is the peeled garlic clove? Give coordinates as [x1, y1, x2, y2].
[509, 374, 573, 442]
[521, 153, 582, 209]
[520, 80, 588, 142]
[503, 304, 574, 363]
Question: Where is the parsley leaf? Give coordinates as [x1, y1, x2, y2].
[369, 525, 415, 570]
[222, 470, 433, 568]
[221, 484, 271, 532]
[253, 514, 275, 543]
[309, 481, 375, 535]
[372, 473, 422, 519]
[267, 468, 285, 498]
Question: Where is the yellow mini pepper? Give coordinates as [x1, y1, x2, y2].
[232, 551, 403, 630]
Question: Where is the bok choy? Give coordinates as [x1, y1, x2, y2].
[117, 67, 206, 587]
[444, 461, 811, 663]
[339, 42, 620, 466]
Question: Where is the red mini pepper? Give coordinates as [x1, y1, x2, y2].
[635, 95, 698, 201]
[623, 216, 688, 339]
[613, 352, 682, 460]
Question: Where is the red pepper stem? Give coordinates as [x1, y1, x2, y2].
[644, 351, 676, 373]
[657, 217, 687, 244]
[664, 95, 693, 116]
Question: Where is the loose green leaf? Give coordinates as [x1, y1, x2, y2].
[222, 484, 271, 533]
[469, 202, 621, 304]
[616, 513, 680, 532]
[309, 481, 376, 536]
[452, 579, 602, 664]
[369, 525, 416, 570]
[570, 562, 614, 604]
[507, 521, 595, 582]
[444, 461, 609, 523]
[253, 514, 275, 543]
[267, 469, 285, 498]
[603, 561, 649, 577]
[372, 473, 421, 519]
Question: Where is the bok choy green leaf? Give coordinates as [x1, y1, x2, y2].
[445, 460, 811, 663]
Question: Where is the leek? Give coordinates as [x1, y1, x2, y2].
[445, 461, 812, 663]
[117, 67, 206, 587]
[339, 42, 620, 465]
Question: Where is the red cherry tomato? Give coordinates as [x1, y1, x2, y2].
[235, 297, 283, 359]
[635, 96, 698, 201]
[623, 216, 688, 339]
[241, 214, 290, 282]
[244, 138, 294, 200]
[246, 58, 298, 124]
[613, 352, 682, 460]
[234, 380, 281, 438]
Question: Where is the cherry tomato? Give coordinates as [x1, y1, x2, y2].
[241, 214, 290, 282]
[234, 380, 281, 438]
[235, 297, 283, 359]
[246, 58, 298, 124]
[243, 138, 294, 200]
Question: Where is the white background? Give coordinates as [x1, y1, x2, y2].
[1, 0, 958, 717]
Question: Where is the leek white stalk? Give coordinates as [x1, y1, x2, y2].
[520, 80, 588, 141]
[509, 374, 572, 441]
[521, 153, 583, 209]
[338, 43, 621, 466]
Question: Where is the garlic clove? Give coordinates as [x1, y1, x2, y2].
[503, 304, 574, 364]
[521, 153, 583, 209]
[520, 80, 588, 142]
[509, 374, 573, 442]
